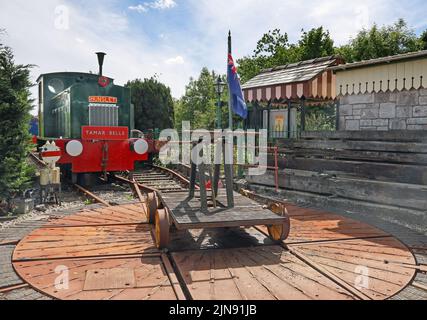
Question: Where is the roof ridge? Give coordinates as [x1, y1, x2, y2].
[331, 49, 427, 71]
[259, 55, 339, 74]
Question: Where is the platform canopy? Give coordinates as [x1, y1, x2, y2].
[241, 56, 343, 103]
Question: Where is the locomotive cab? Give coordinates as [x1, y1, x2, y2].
[36, 53, 153, 182]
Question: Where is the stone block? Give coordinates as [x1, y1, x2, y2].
[373, 119, 389, 127]
[396, 90, 419, 106]
[419, 88, 427, 96]
[407, 124, 427, 130]
[340, 104, 353, 116]
[396, 106, 412, 118]
[407, 117, 427, 125]
[353, 109, 362, 116]
[345, 120, 360, 131]
[360, 127, 377, 131]
[345, 93, 375, 105]
[389, 119, 407, 130]
[352, 104, 366, 109]
[361, 107, 379, 119]
[413, 106, 427, 117]
[360, 120, 373, 126]
[379, 103, 396, 118]
[419, 96, 427, 105]
[374, 92, 392, 104]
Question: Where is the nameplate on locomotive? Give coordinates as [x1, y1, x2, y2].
[82, 126, 129, 140]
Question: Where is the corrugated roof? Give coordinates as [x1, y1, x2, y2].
[241, 55, 339, 90]
[330, 50, 427, 72]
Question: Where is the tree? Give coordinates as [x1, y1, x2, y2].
[174, 68, 229, 130]
[125, 77, 174, 131]
[420, 30, 427, 50]
[338, 19, 422, 62]
[0, 36, 34, 210]
[237, 27, 335, 83]
[298, 27, 335, 60]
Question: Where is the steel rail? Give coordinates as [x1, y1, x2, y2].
[74, 184, 111, 207]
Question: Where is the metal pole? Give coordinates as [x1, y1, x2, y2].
[287, 100, 292, 138]
[301, 97, 306, 132]
[335, 99, 340, 131]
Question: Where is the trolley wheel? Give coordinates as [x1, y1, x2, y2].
[146, 192, 159, 224]
[267, 203, 291, 242]
[267, 221, 290, 242]
[154, 209, 170, 249]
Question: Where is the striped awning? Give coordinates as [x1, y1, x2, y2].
[241, 56, 343, 103]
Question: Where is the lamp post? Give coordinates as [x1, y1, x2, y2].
[215, 76, 226, 129]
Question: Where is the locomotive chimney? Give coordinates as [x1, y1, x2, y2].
[95, 52, 106, 76]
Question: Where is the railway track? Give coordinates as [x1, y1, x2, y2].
[1, 165, 426, 300]
[28, 152, 47, 169]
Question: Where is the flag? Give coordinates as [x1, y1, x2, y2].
[227, 54, 248, 119]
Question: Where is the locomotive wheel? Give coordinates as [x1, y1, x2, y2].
[146, 192, 160, 224]
[267, 203, 291, 242]
[154, 209, 170, 249]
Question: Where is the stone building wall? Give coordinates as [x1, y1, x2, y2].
[338, 88, 427, 131]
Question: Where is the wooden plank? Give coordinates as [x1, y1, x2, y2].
[171, 246, 358, 300]
[289, 237, 417, 300]
[282, 148, 427, 165]
[47, 204, 148, 227]
[247, 169, 427, 211]
[13, 256, 179, 300]
[270, 157, 427, 185]
[13, 224, 158, 261]
[161, 253, 187, 300]
[277, 139, 427, 154]
[300, 130, 427, 142]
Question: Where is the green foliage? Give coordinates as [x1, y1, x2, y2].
[420, 30, 427, 50]
[125, 77, 174, 131]
[339, 19, 423, 62]
[0, 38, 34, 204]
[298, 27, 335, 60]
[237, 27, 335, 83]
[237, 19, 424, 83]
[174, 68, 230, 130]
[301, 105, 336, 132]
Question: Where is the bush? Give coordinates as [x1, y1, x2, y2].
[0, 39, 35, 212]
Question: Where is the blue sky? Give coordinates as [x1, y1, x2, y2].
[1, 0, 427, 103]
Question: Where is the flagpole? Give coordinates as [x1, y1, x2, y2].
[225, 30, 234, 207]
[228, 30, 233, 130]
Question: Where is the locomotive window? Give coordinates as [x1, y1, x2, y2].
[47, 78, 65, 94]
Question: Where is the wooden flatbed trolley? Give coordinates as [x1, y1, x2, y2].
[145, 137, 290, 249]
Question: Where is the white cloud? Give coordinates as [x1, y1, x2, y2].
[165, 56, 185, 65]
[128, 5, 148, 13]
[149, 0, 177, 10]
[129, 0, 177, 13]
